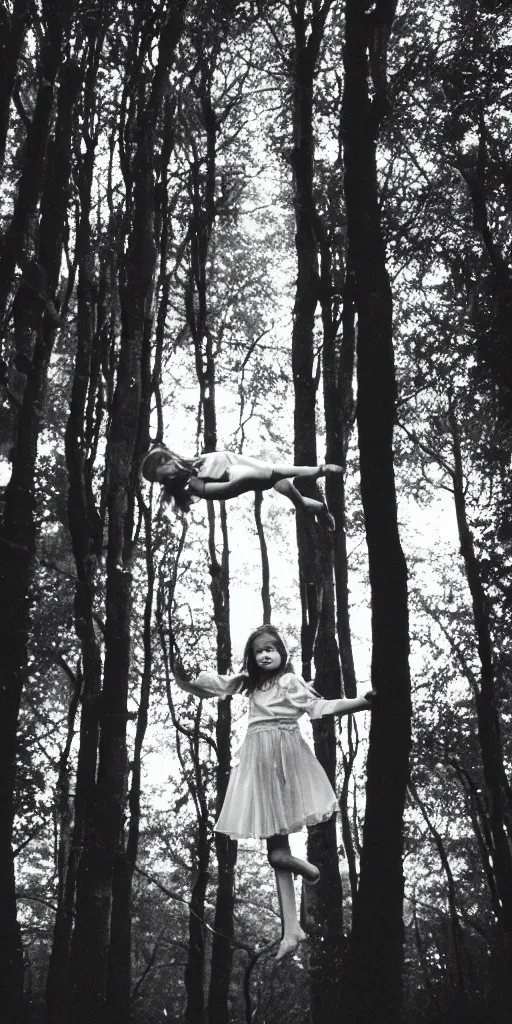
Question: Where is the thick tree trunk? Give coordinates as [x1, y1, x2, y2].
[104, 17, 186, 1022]
[48, 33, 105, 1022]
[0, 15, 75, 1019]
[45, 665, 81, 1024]
[67, 13, 187, 1022]
[0, 0, 31, 170]
[0, 0, 69, 316]
[342, 3, 411, 1021]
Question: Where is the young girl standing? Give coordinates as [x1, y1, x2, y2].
[175, 624, 374, 959]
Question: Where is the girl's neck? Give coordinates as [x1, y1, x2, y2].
[257, 666, 284, 686]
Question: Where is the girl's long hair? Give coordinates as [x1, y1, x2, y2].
[141, 444, 198, 513]
[242, 624, 293, 692]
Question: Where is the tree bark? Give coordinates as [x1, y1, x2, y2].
[0, 12, 75, 1020]
[182, 35, 237, 1021]
[448, 402, 512, 961]
[207, 502, 237, 1024]
[285, 3, 345, 1019]
[0, 0, 69, 316]
[254, 490, 271, 622]
[408, 780, 467, 997]
[68, 10, 187, 1021]
[104, 15, 187, 1023]
[0, 0, 31, 170]
[342, 3, 411, 1021]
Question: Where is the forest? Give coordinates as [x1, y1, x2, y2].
[1, 0, 512, 1022]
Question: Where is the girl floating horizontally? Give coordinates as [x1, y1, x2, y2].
[142, 444, 342, 530]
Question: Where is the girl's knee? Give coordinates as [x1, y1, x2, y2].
[272, 477, 292, 496]
[266, 834, 290, 863]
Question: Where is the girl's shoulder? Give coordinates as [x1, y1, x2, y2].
[277, 673, 319, 702]
[277, 671, 306, 688]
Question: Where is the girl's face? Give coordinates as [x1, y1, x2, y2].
[252, 635, 282, 675]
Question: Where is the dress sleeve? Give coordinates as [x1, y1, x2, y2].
[176, 670, 246, 700]
[280, 674, 348, 720]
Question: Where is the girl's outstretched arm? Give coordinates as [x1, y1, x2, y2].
[172, 659, 247, 699]
[280, 675, 377, 719]
[328, 690, 376, 716]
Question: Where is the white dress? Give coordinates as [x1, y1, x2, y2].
[178, 670, 342, 839]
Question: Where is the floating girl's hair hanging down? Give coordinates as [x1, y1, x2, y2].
[141, 444, 199, 513]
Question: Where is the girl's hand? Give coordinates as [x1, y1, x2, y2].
[364, 689, 377, 705]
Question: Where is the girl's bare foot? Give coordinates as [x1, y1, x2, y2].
[319, 463, 343, 475]
[275, 927, 308, 961]
[317, 505, 335, 532]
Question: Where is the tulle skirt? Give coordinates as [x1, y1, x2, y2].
[214, 720, 338, 839]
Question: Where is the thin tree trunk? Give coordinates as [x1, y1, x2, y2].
[285, 3, 345, 1018]
[182, 36, 237, 1020]
[322, 263, 357, 696]
[448, 757, 502, 922]
[207, 502, 237, 1024]
[342, 4, 411, 1021]
[317, 171, 359, 913]
[448, 402, 512, 959]
[408, 780, 467, 997]
[254, 490, 271, 622]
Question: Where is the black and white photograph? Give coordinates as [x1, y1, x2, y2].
[1, 1, 511, 1022]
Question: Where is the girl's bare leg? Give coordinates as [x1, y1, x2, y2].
[267, 835, 317, 959]
[272, 479, 335, 531]
[267, 845, 320, 883]
[189, 460, 341, 506]
[273, 870, 307, 960]
[221, 454, 342, 482]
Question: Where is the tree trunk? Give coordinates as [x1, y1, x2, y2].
[254, 490, 271, 622]
[317, 164, 360, 913]
[207, 503, 237, 1024]
[408, 780, 467, 997]
[45, 664, 81, 1024]
[0, 13, 75, 1019]
[285, 3, 344, 1018]
[0, 0, 31, 170]
[182, 37, 238, 1020]
[342, 3, 411, 1020]
[448, 402, 512, 962]
[0, 0, 69, 316]
[47, 30, 106, 1021]
[104, 15, 187, 1022]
